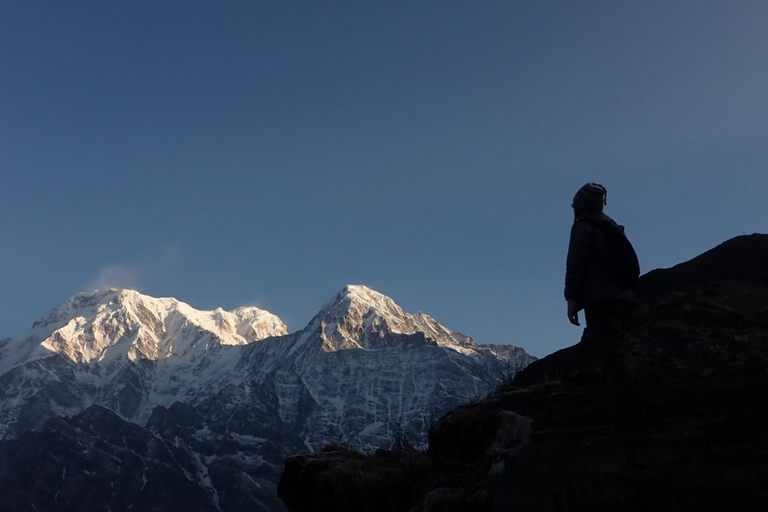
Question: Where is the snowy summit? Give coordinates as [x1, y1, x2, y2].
[309, 284, 478, 353]
[2, 288, 287, 372]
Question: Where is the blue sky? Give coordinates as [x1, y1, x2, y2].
[1, 1, 766, 357]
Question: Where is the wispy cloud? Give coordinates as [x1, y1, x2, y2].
[240, 297, 267, 309]
[81, 241, 183, 294]
[84, 264, 143, 292]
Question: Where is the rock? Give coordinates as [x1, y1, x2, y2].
[278, 447, 435, 512]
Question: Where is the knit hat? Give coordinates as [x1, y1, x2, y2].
[572, 183, 607, 215]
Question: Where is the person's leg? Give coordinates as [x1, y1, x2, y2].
[583, 301, 632, 386]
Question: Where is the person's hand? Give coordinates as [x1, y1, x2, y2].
[567, 300, 580, 326]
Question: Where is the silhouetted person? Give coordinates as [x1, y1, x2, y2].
[565, 183, 639, 385]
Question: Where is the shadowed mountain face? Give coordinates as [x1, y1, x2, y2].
[0, 406, 221, 512]
[278, 234, 768, 512]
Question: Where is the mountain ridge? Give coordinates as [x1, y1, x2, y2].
[0, 283, 534, 511]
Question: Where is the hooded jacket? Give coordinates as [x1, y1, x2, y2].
[565, 211, 639, 309]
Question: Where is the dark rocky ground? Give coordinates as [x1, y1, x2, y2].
[278, 234, 768, 512]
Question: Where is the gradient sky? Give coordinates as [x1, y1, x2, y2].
[1, 1, 766, 357]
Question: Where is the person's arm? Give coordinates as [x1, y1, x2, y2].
[564, 220, 593, 325]
[567, 299, 580, 326]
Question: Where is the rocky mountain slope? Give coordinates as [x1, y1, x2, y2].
[278, 234, 768, 512]
[0, 285, 533, 511]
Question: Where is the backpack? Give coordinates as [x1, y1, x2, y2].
[584, 219, 640, 289]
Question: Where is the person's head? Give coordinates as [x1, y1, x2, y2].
[572, 183, 607, 217]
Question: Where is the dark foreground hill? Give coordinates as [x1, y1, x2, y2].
[278, 234, 768, 512]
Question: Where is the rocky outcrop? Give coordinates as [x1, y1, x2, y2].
[279, 447, 435, 512]
[277, 235, 768, 512]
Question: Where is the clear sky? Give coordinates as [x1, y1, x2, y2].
[1, 1, 766, 357]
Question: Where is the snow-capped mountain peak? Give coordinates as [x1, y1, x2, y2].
[304, 284, 477, 353]
[320, 285, 408, 327]
[1, 289, 287, 373]
[343, 284, 403, 310]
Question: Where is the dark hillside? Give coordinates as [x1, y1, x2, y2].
[638, 233, 768, 299]
[278, 234, 768, 512]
